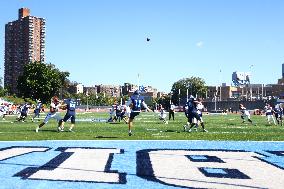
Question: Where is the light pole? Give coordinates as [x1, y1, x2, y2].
[120, 86, 123, 105]
[214, 87, 217, 111]
[178, 89, 181, 107]
[249, 65, 254, 100]
[86, 89, 89, 111]
[219, 69, 222, 101]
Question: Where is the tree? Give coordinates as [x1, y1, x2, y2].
[17, 62, 70, 103]
[171, 77, 207, 105]
[153, 95, 171, 110]
[0, 77, 5, 97]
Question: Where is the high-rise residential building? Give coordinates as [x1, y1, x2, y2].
[4, 8, 45, 94]
[282, 63, 284, 78]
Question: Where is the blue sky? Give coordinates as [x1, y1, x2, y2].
[1, 0, 284, 92]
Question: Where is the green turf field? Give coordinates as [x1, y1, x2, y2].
[0, 112, 283, 141]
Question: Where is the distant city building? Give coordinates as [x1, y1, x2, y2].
[278, 64, 284, 84]
[278, 78, 284, 84]
[96, 84, 121, 97]
[68, 83, 84, 94]
[232, 71, 251, 86]
[4, 8, 46, 94]
[76, 84, 84, 94]
[123, 83, 158, 98]
[157, 91, 167, 98]
[83, 86, 97, 95]
[205, 83, 284, 101]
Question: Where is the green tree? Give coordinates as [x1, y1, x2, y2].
[153, 95, 171, 110]
[17, 62, 70, 103]
[171, 76, 207, 105]
[0, 76, 5, 97]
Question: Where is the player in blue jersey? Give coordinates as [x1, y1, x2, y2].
[32, 99, 42, 122]
[17, 102, 31, 122]
[58, 98, 77, 132]
[274, 103, 283, 126]
[125, 90, 152, 136]
[183, 96, 207, 132]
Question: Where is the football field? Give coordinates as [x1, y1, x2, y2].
[0, 112, 284, 188]
[0, 112, 283, 141]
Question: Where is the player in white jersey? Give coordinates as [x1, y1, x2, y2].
[264, 103, 276, 125]
[193, 99, 204, 130]
[0, 104, 6, 120]
[107, 105, 117, 122]
[36, 96, 63, 132]
[158, 105, 168, 124]
[125, 105, 131, 123]
[239, 104, 254, 125]
[0, 104, 9, 120]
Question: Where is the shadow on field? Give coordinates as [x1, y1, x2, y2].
[95, 136, 119, 139]
[35, 130, 59, 133]
[164, 130, 180, 133]
[108, 122, 123, 125]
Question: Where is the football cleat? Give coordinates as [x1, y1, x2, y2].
[202, 129, 208, 132]
[57, 126, 64, 132]
[183, 125, 188, 132]
[69, 128, 74, 132]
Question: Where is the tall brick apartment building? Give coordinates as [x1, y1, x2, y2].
[4, 8, 45, 94]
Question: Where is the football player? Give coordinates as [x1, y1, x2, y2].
[158, 105, 168, 124]
[58, 98, 77, 132]
[35, 96, 63, 132]
[192, 98, 204, 131]
[264, 103, 276, 125]
[125, 90, 152, 136]
[239, 104, 254, 125]
[183, 96, 207, 132]
[0, 103, 7, 120]
[274, 103, 283, 126]
[17, 102, 31, 122]
[32, 99, 42, 122]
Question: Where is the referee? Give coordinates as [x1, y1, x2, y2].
[169, 103, 175, 120]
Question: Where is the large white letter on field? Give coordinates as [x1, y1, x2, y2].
[0, 146, 50, 161]
[15, 147, 126, 184]
[137, 149, 284, 189]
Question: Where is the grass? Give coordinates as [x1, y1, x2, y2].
[0, 111, 283, 141]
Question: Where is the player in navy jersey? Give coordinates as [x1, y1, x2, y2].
[125, 90, 152, 136]
[274, 104, 283, 126]
[183, 96, 207, 132]
[58, 98, 77, 132]
[17, 102, 31, 122]
[32, 100, 42, 122]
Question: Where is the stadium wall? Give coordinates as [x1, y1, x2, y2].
[203, 100, 268, 112]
